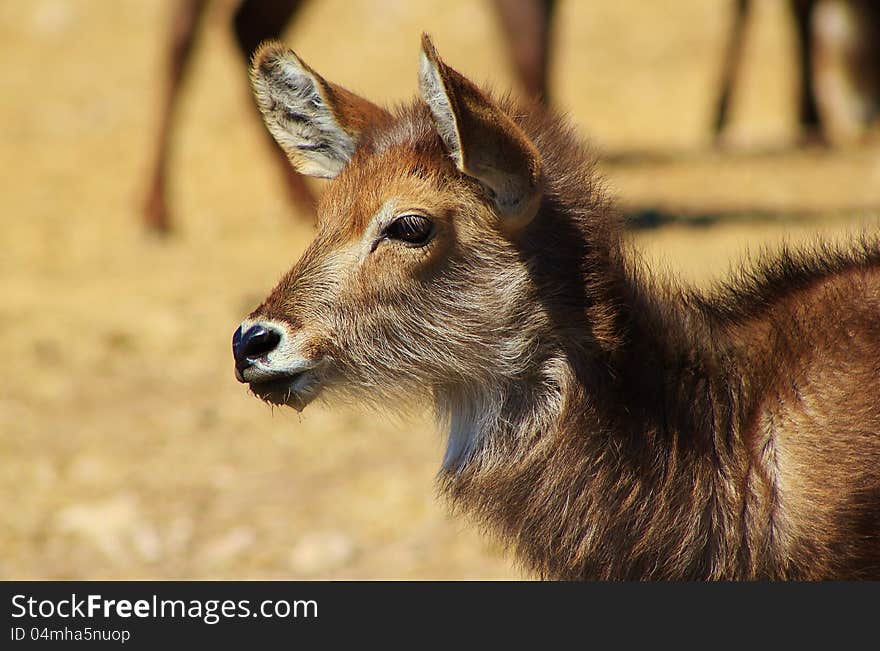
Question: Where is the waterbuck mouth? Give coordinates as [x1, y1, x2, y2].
[247, 369, 324, 411]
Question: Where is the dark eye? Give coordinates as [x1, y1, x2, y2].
[383, 214, 434, 246]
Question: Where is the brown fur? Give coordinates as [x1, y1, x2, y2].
[238, 37, 880, 580]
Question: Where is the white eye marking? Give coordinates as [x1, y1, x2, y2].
[358, 199, 398, 262]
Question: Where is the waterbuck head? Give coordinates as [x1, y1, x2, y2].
[234, 35, 568, 445]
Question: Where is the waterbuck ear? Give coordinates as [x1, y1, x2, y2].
[250, 41, 390, 178]
[418, 34, 544, 230]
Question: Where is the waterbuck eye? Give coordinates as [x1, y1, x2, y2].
[383, 214, 434, 246]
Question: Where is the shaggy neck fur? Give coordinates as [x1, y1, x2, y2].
[426, 102, 762, 580]
[433, 236, 752, 579]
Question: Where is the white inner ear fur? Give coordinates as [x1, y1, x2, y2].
[418, 52, 463, 169]
[254, 53, 357, 178]
[417, 50, 541, 229]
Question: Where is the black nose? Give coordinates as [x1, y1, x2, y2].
[233, 324, 282, 374]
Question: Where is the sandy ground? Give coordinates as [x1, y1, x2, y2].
[2, 0, 879, 579]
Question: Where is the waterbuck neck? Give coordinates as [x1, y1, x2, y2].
[434, 217, 753, 579]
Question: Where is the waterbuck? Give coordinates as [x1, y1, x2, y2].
[232, 35, 880, 579]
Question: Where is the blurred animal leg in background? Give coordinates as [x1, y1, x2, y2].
[233, 0, 316, 216]
[810, 0, 880, 145]
[714, 0, 880, 148]
[492, 0, 557, 103]
[713, 0, 751, 143]
[713, 1, 820, 145]
[792, 0, 823, 143]
[143, 0, 208, 233]
[143, 0, 314, 235]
